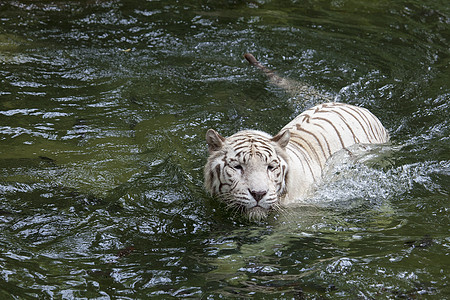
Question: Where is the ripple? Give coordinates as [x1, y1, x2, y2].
[0, 0, 448, 298]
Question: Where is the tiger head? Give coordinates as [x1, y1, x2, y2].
[204, 128, 290, 221]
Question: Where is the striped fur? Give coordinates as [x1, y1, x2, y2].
[204, 102, 389, 220]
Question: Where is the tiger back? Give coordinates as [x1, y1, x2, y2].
[280, 102, 389, 205]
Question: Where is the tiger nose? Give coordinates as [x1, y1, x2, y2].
[249, 189, 267, 202]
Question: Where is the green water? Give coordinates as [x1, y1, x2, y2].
[1, 0, 449, 298]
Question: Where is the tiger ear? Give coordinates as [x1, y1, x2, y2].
[206, 129, 226, 153]
[271, 130, 290, 148]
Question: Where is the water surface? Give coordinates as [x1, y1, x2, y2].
[1, 0, 449, 298]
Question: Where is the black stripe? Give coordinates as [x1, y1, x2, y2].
[291, 133, 322, 166]
[342, 105, 374, 142]
[287, 142, 316, 180]
[331, 110, 360, 144]
[296, 124, 328, 161]
[371, 116, 383, 141]
[312, 117, 345, 148]
[308, 122, 333, 157]
[354, 106, 379, 141]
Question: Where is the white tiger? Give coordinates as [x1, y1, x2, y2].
[204, 54, 389, 221]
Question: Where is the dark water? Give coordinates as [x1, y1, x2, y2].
[1, 0, 449, 298]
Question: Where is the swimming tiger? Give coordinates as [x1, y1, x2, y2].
[204, 54, 389, 220]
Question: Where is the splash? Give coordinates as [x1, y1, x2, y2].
[307, 144, 448, 211]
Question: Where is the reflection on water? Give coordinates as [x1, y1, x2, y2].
[1, 0, 449, 298]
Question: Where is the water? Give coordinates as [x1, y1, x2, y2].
[0, 0, 448, 298]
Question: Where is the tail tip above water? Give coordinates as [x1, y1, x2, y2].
[243, 53, 258, 65]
